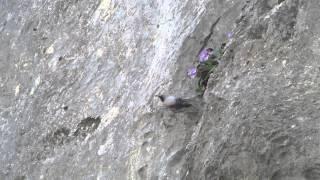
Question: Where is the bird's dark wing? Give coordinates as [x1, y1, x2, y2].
[173, 98, 192, 109]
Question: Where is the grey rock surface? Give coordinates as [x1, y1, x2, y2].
[1, 0, 320, 179]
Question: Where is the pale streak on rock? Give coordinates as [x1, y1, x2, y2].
[264, 1, 285, 20]
[127, 148, 141, 180]
[15, 84, 20, 96]
[92, 0, 116, 24]
[96, 48, 104, 58]
[46, 45, 55, 54]
[30, 76, 41, 95]
[98, 107, 120, 132]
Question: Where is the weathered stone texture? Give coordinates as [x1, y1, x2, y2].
[1, 0, 320, 180]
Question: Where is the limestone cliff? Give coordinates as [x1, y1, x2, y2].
[1, 0, 320, 179]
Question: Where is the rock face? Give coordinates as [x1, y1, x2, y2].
[187, 0, 320, 179]
[1, 0, 320, 179]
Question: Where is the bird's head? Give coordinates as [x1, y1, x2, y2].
[156, 95, 165, 102]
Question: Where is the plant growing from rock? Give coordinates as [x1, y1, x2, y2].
[188, 43, 226, 95]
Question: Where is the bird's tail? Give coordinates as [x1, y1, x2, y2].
[176, 98, 192, 108]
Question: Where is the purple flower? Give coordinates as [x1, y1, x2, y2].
[227, 32, 233, 38]
[187, 67, 197, 79]
[198, 48, 213, 63]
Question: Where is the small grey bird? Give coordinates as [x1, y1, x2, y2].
[156, 95, 192, 110]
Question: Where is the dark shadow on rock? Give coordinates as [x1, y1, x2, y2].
[43, 127, 71, 147]
[73, 116, 101, 139]
[138, 165, 148, 179]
